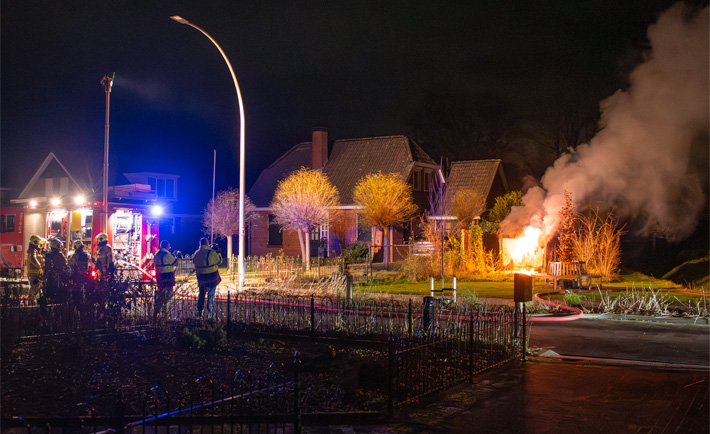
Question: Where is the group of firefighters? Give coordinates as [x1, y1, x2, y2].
[25, 232, 115, 306]
[24, 233, 222, 319]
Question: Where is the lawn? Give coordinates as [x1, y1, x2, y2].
[353, 272, 703, 301]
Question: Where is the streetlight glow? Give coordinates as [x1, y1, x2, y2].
[151, 205, 164, 217]
[51, 197, 61, 206]
[74, 195, 86, 205]
[171, 16, 247, 289]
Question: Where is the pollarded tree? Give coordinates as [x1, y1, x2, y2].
[353, 172, 418, 270]
[203, 187, 256, 268]
[271, 168, 339, 270]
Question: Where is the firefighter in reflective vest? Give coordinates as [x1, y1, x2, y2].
[26, 235, 44, 305]
[192, 237, 222, 319]
[93, 233, 114, 279]
[153, 239, 179, 317]
[68, 240, 91, 303]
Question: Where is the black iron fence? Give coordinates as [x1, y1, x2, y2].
[2, 281, 526, 431]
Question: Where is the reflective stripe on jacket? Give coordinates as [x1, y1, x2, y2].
[192, 245, 221, 275]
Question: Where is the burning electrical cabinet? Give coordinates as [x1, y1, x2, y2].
[499, 226, 545, 272]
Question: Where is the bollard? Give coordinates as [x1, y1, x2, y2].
[430, 277, 435, 297]
[453, 276, 457, 303]
[346, 273, 353, 300]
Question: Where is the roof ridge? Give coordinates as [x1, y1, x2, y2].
[265, 142, 311, 170]
[332, 134, 407, 143]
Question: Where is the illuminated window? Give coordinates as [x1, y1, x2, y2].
[268, 214, 282, 246]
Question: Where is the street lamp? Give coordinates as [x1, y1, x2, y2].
[171, 16, 247, 289]
[101, 72, 115, 235]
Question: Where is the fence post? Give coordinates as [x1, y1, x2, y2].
[294, 351, 302, 434]
[522, 303, 527, 362]
[430, 277, 434, 297]
[227, 291, 231, 334]
[452, 277, 457, 303]
[469, 314, 474, 382]
[310, 294, 315, 337]
[387, 334, 394, 417]
[407, 299, 413, 339]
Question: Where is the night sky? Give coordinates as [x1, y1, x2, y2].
[1, 0, 692, 214]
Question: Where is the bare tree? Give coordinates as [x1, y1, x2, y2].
[353, 172, 417, 270]
[202, 188, 256, 267]
[271, 168, 339, 270]
[572, 208, 624, 279]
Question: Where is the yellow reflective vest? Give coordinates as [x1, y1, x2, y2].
[154, 248, 178, 274]
[192, 245, 221, 275]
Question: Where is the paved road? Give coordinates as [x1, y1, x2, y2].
[306, 318, 710, 434]
[528, 317, 710, 367]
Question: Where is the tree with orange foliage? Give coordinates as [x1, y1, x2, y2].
[271, 168, 339, 270]
[353, 172, 418, 269]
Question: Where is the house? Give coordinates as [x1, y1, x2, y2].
[0, 152, 196, 272]
[247, 127, 441, 259]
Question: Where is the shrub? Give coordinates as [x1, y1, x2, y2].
[177, 322, 226, 350]
[342, 244, 369, 262]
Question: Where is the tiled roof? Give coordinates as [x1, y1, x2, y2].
[247, 142, 313, 207]
[324, 136, 436, 204]
[444, 159, 501, 205]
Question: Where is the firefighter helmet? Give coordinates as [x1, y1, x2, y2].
[48, 237, 64, 250]
[73, 240, 84, 250]
[95, 233, 108, 244]
[29, 234, 43, 247]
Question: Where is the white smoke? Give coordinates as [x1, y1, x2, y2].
[502, 3, 709, 243]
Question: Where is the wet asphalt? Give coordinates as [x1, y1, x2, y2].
[306, 317, 709, 434]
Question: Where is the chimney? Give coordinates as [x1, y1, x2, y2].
[311, 126, 328, 170]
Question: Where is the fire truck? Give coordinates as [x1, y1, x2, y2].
[0, 193, 160, 277]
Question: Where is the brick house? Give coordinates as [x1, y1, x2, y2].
[247, 128, 441, 259]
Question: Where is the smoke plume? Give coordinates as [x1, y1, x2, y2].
[502, 3, 709, 243]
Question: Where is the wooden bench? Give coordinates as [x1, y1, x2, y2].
[532, 261, 602, 290]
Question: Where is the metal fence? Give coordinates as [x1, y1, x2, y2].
[2, 281, 525, 431]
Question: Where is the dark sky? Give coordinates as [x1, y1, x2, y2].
[1, 0, 685, 212]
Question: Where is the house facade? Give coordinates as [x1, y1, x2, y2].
[0, 153, 197, 272]
[247, 128, 441, 259]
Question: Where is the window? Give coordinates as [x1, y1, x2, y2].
[356, 214, 371, 242]
[268, 214, 283, 246]
[1, 214, 15, 233]
[165, 179, 175, 199]
[412, 170, 421, 191]
[423, 171, 431, 192]
[157, 178, 166, 197]
[148, 177, 157, 192]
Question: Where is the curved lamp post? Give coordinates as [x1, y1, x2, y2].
[171, 16, 246, 289]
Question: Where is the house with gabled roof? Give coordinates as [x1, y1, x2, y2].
[0, 152, 198, 272]
[443, 159, 509, 220]
[247, 128, 441, 258]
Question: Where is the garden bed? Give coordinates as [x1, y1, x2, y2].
[1, 324, 389, 419]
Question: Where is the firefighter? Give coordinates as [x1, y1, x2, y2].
[68, 240, 91, 303]
[26, 234, 44, 305]
[93, 233, 114, 279]
[192, 238, 221, 319]
[44, 237, 69, 304]
[153, 239, 179, 318]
